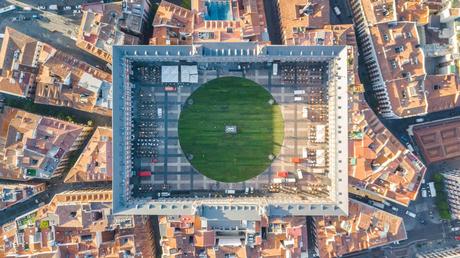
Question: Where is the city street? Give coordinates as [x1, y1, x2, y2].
[330, 0, 353, 25]
[263, 0, 282, 44]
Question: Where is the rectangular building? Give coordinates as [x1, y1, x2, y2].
[441, 169, 460, 220]
[348, 0, 460, 118]
[64, 127, 113, 183]
[410, 117, 460, 164]
[112, 43, 350, 217]
[0, 190, 156, 257]
[77, 2, 140, 63]
[150, 0, 269, 45]
[313, 199, 407, 257]
[0, 107, 91, 180]
[159, 214, 307, 257]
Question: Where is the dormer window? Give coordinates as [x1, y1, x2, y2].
[395, 46, 404, 53]
[391, 60, 397, 69]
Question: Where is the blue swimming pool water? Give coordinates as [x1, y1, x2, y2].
[204, 0, 232, 20]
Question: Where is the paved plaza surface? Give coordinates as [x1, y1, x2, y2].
[133, 62, 331, 196]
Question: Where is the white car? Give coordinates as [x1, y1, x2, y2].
[333, 6, 341, 16]
[405, 210, 416, 218]
[451, 227, 460, 232]
[391, 206, 399, 212]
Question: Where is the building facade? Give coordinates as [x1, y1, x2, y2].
[442, 169, 460, 220]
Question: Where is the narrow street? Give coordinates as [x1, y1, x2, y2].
[0, 181, 112, 225]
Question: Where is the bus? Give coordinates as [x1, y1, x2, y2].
[0, 5, 16, 14]
[370, 200, 385, 209]
[272, 63, 278, 76]
[405, 210, 416, 218]
[428, 182, 437, 197]
[225, 189, 235, 194]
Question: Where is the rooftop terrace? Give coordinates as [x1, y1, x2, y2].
[150, 0, 268, 45]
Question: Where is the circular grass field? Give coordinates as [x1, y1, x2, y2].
[178, 77, 284, 182]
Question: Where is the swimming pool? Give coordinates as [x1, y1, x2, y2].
[204, 0, 233, 20]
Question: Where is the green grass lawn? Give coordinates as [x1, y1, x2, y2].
[178, 77, 284, 182]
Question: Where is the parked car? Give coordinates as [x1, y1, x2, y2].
[405, 210, 416, 218]
[333, 6, 341, 16]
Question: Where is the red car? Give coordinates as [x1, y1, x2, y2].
[164, 86, 176, 92]
[276, 171, 288, 178]
[138, 171, 152, 177]
[291, 157, 301, 163]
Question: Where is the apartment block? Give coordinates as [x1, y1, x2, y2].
[349, 89, 426, 206]
[159, 214, 307, 258]
[441, 169, 460, 220]
[0, 27, 44, 98]
[313, 199, 407, 257]
[150, 0, 268, 45]
[64, 127, 112, 183]
[0, 190, 156, 257]
[0, 27, 113, 116]
[34, 42, 113, 117]
[0, 183, 46, 210]
[0, 107, 91, 180]
[119, 0, 154, 38]
[276, 0, 330, 44]
[77, 2, 140, 63]
[350, 0, 460, 118]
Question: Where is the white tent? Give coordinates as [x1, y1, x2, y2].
[316, 149, 325, 167]
[180, 65, 198, 83]
[161, 66, 179, 83]
[315, 125, 326, 143]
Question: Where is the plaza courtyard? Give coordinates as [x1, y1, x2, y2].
[178, 77, 284, 182]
